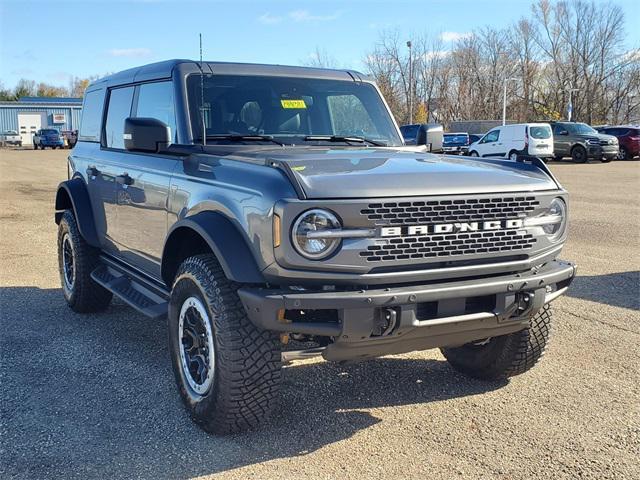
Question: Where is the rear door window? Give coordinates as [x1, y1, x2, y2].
[529, 125, 552, 139]
[135, 81, 177, 143]
[104, 86, 135, 149]
[79, 89, 106, 142]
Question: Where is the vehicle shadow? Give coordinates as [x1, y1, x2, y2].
[0, 286, 506, 480]
[566, 271, 639, 311]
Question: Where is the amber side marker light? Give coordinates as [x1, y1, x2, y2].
[273, 214, 282, 247]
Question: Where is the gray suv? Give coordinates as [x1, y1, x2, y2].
[550, 121, 618, 163]
[55, 60, 576, 434]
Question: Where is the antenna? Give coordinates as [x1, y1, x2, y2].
[199, 33, 206, 146]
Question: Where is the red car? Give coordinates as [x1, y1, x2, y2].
[597, 126, 640, 160]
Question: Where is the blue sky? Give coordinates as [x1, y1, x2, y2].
[1, 0, 639, 90]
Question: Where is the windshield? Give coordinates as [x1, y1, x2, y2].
[528, 125, 552, 139]
[443, 134, 468, 145]
[42, 129, 58, 135]
[568, 123, 597, 135]
[186, 74, 402, 146]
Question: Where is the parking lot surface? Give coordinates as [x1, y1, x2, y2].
[1, 149, 638, 480]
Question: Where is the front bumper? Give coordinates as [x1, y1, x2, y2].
[587, 145, 618, 159]
[239, 259, 576, 361]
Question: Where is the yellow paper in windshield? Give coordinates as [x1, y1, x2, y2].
[281, 99, 306, 109]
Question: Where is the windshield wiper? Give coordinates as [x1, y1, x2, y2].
[304, 135, 388, 147]
[200, 134, 285, 146]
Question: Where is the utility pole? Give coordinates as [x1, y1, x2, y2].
[566, 88, 579, 121]
[407, 40, 413, 124]
[502, 77, 519, 126]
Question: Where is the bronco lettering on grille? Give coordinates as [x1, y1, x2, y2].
[379, 219, 524, 237]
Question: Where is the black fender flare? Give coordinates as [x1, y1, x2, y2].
[161, 211, 266, 285]
[54, 177, 100, 247]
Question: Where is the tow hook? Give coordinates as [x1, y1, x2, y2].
[372, 308, 398, 337]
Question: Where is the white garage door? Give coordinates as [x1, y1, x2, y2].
[17, 113, 44, 146]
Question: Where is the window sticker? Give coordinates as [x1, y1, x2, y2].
[280, 99, 306, 109]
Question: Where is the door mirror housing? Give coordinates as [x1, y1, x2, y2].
[124, 117, 170, 153]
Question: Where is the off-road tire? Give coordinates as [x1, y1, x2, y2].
[441, 304, 552, 380]
[57, 210, 112, 312]
[571, 145, 588, 163]
[168, 254, 282, 434]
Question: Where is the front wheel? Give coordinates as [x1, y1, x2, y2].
[571, 146, 588, 163]
[468, 150, 479, 157]
[618, 147, 629, 160]
[168, 254, 282, 434]
[508, 150, 519, 161]
[33, 143, 38, 150]
[441, 304, 552, 380]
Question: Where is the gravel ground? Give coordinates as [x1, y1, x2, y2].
[1, 149, 638, 480]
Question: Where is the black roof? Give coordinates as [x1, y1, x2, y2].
[92, 59, 369, 89]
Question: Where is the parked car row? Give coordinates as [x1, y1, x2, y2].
[400, 121, 638, 162]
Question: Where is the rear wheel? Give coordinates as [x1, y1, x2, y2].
[33, 143, 38, 150]
[508, 150, 519, 161]
[441, 305, 552, 380]
[57, 210, 112, 312]
[571, 145, 588, 163]
[168, 254, 282, 434]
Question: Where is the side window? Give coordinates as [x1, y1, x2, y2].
[484, 130, 499, 143]
[135, 81, 177, 143]
[327, 94, 378, 137]
[552, 124, 567, 135]
[104, 86, 134, 149]
[79, 89, 105, 142]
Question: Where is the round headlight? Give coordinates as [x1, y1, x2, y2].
[292, 209, 341, 259]
[544, 197, 567, 238]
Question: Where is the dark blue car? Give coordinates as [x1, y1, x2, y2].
[442, 132, 469, 155]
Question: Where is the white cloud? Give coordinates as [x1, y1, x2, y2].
[107, 48, 152, 58]
[424, 50, 451, 60]
[622, 49, 640, 62]
[258, 13, 282, 25]
[288, 10, 341, 22]
[439, 31, 472, 42]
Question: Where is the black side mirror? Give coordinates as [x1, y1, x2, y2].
[124, 117, 170, 152]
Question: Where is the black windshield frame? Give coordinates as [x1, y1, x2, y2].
[185, 74, 402, 146]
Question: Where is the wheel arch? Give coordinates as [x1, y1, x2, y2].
[54, 177, 100, 247]
[161, 211, 266, 287]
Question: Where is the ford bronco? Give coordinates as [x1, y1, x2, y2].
[55, 60, 576, 434]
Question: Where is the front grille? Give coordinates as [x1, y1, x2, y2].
[360, 196, 539, 226]
[599, 139, 613, 146]
[359, 229, 536, 262]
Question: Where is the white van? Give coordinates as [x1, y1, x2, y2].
[467, 123, 554, 161]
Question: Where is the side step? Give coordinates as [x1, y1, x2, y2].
[91, 263, 169, 320]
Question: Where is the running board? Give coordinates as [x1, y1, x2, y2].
[91, 264, 169, 320]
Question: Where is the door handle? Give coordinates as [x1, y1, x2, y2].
[116, 173, 134, 186]
[86, 166, 99, 178]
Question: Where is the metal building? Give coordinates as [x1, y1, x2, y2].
[0, 97, 82, 146]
